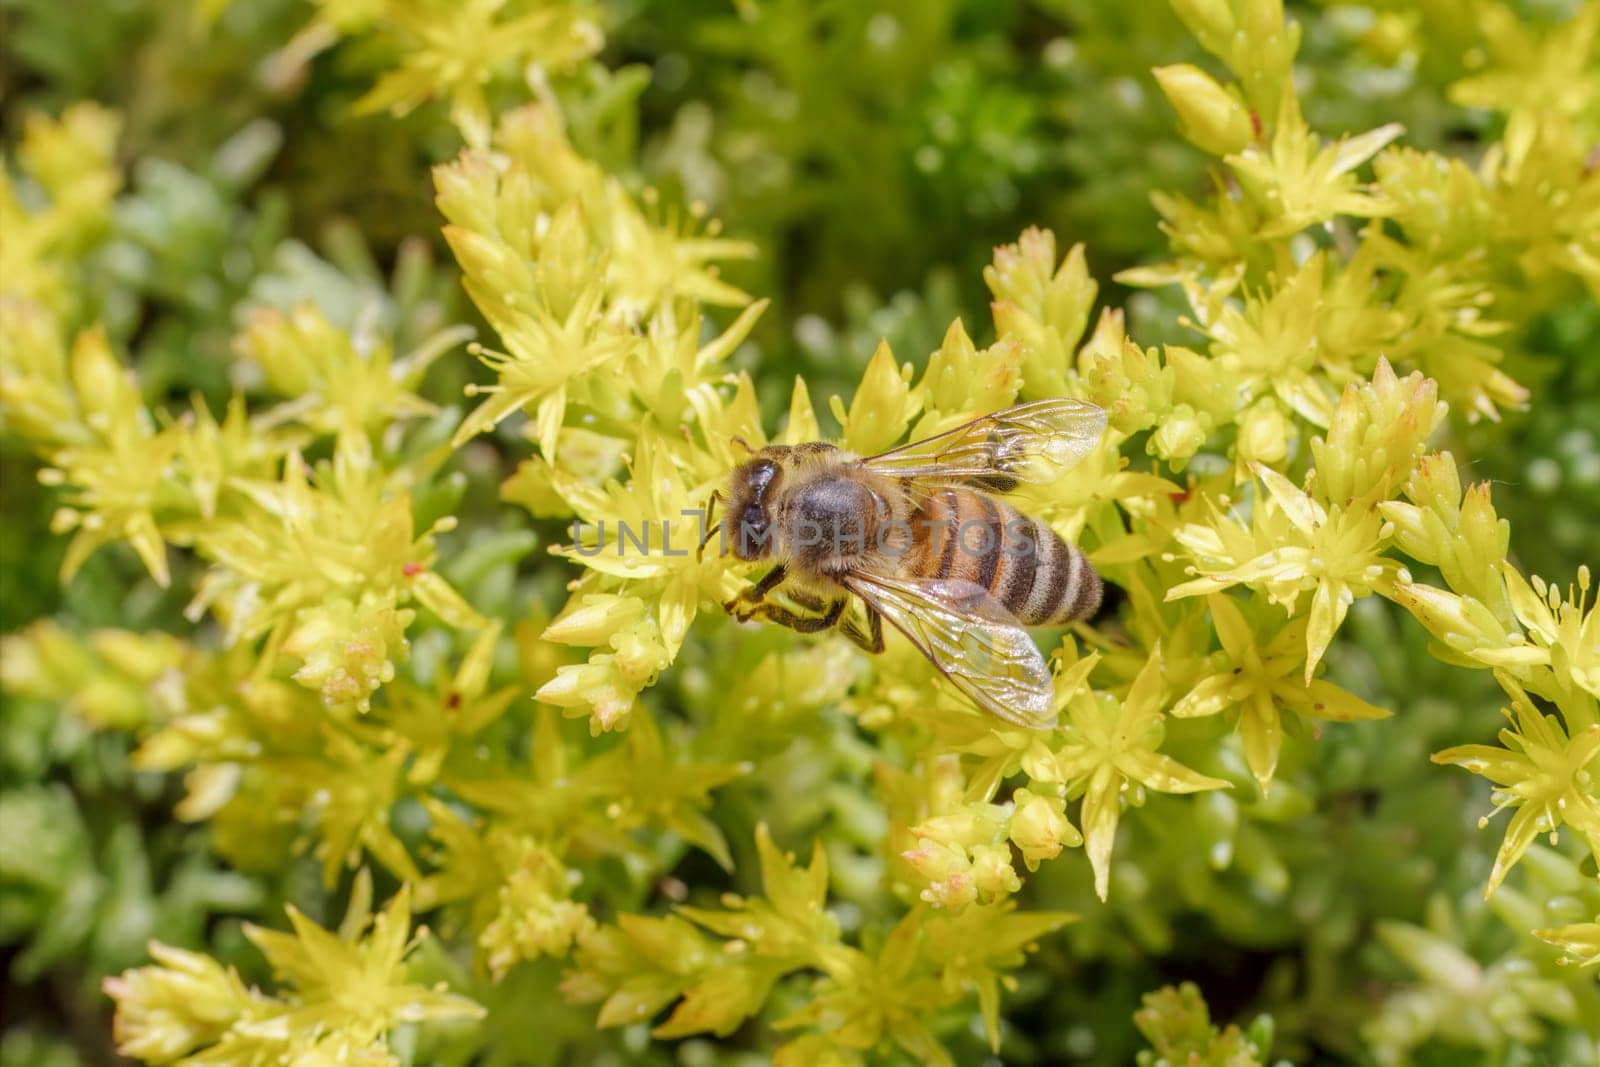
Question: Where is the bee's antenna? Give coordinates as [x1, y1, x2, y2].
[698, 491, 722, 562]
[697, 524, 722, 562]
[730, 436, 753, 456]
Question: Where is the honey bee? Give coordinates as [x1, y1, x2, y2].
[712, 399, 1108, 728]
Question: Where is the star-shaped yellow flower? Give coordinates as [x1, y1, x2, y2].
[1172, 594, 1390, 792]
[1168, 464, 1404, 682]
[1039, 651, 1230, 900]
[1433, 681, 1600, 897]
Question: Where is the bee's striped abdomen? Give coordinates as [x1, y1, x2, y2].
[906, 488, 962, 580]
[905, 489, 1101, 625]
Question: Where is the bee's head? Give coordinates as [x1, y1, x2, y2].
[726, 454, 784, 561]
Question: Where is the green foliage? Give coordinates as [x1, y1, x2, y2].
[2, 0, 1598, 1065]
[1134, 982, 1275, 1067]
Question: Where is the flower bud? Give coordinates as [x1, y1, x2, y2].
[1237, 401, 1289, 467]
[611, 621, 667, 684]
[1407, 452, 1463, 517]
[70, 327, 131, 414]
[901, 838, 965, 885]
[1152, 65, 1253, 157]
[535, 660, 612, 707]
[543, 595, 645, 646]
[903, 839, 979, 909]
[433, 153, 500, 233]
[103, 943, 251, 1062]
[910, 807, 1001, 849]
[480, 856, 596, 980]
[1458, 483, 1509, 580]
[1389, 581, 1508, 654]
[1150, 405, 1210, 467]
[1170, 0, 1237, 46]
[1010, 790, 1078, 871]
[970, 844, 1022, 902]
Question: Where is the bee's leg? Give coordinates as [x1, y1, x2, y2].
[838, 606, 885, 654]
[741, 563, 790, 602]
[725, 563, 788, 618]
[737, 597, 845, 634]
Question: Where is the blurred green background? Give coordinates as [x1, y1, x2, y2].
[2, 0, 1597, 1063]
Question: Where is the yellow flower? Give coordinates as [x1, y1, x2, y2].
[1168, 464, 1402, 681]
[172, 394, 303, 521]
[1189, 253, 1405, 429]
[1168, 0, 1299, 125]
[375, 622, 516, 783]
[0, 621, 183, 732]
[1172, 594, 1389, 792]
[103, 943, 266, 1063]
[1310, 358, 1444, 506]
[438, 108, 759, 453]
[1040, 653, 1229, 900]
[40, 327, 181, 587]
[286, 737, 421, 884]
[910, 318, 1023, 428]
[1504, 566, 1600, 701]
[902, 805, 1026, 909]
[1448, 2, 1600, 129]
[1433, 681, 1600, 897]
[1534, 921, 1600, 969]
[828, 339, 919, 456]
[1226, 88, 1402, 239]
[985, 227, 1096, 399]
[1380, 453, 1511, 611]
[0, 297, 79, 448]
[105, 877, 482, 1061]
[192, 439, 481, 705]
[244, 882, 483, 1041]
[15, 103, 121, 236]
[539, 429, 741, 731]
[445, 205, 634, 450]
[478, 837, 597, 978]
[355, 0, 604, 146]
[602, 189, 758, 320]
[283, 594, 413, 710]
[1234, 399, 1290, 471]
[0, 104, 121, 318]
[235, 303, 457, 447]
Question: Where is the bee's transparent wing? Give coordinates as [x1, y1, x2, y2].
[862, 399, 1107, 489]
[844, 572, 1055, 729]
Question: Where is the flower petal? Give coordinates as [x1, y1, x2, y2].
[1253, 463, 1324, 536]
[1208, 593, 1254, 660]
[1115, 750, 1230, 795]
[1485, 802, 1542, 897]
[1304, 581, 1346, 684]
[1171, 673, 1239, 719]
[1295, 679, 1392, 721]
[1431, 743, 1532, 787]
[1240, 694, 1281, 793]
[1080, 766, 1121, 902]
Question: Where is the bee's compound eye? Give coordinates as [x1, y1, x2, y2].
[733, 508, 773, 559]
[748, 460, 779, 494]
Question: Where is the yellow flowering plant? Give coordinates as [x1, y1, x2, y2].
[1, 0, 1597, 1063]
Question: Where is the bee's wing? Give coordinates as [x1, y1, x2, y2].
[843, 571, 1055, 729]
[862, 399, 1107, 489]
